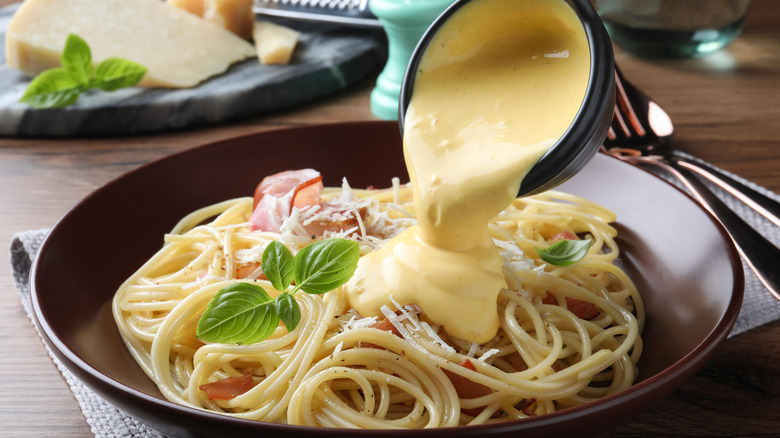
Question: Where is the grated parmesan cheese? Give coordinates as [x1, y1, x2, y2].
[339, 312, 379, 332]
[339, 177, 358, 202]
[390, 297, 421, 330]
[494, 238, 536, 273]
[420, 321, 456, 353]
[392, 177, 401, 204]
[380, 301, 457, 355]
[279, 207, 317, 249]
[478, 348, 500, 362]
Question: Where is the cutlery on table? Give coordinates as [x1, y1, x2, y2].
[603, 68, 780, 301]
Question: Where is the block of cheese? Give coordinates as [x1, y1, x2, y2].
[5, 0, 257, 88]
[169, 0, 254, 40]
[253, 21, 301, 65]
[168, 0, 205, 17]
[203, 0, 255, 40]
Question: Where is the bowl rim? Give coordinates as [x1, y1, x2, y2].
[29, 121, 744, 435]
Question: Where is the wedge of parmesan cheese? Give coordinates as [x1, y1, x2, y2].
[253, 21, 301, 65]
[203, 0, 255, 40]
[169, 0, 255, 40]
[168, 0, 205, 17]
[5, 0, 257, 88]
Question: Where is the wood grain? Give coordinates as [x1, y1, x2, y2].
[1, 0, 778, 436]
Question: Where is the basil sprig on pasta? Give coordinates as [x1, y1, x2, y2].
[196, 239, 360, 345]
[536, 239, 592, 266]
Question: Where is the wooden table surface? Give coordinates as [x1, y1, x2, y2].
[1, 0, 778, 436]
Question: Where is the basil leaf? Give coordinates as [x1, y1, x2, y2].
[19, 33, 148, 109]
[276, 293, 301, 332]
[61, 33, 92, 85]
[262, 241, 295, 292]
[91, 58, 147, 91]
[19, 68, 87, 109]
[195, 239, 360, 344]
[536, 239, 592, 266]
[293, 239, 360, 294]
[196, 283, 279, 344]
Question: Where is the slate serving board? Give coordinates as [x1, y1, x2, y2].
[0, 3, 386, 137]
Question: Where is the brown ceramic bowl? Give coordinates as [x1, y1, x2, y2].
[30, 121, 743, 438]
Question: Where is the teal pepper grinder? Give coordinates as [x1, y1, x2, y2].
[370, 0, 453, 120]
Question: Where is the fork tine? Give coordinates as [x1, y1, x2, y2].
[609, 102, 629, 140]
[614, 69, 646, 137]
[607, 71, 635, 143]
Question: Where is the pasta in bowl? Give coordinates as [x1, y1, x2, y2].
[30, 121, 742, 438]
[113, 171, 643, 427]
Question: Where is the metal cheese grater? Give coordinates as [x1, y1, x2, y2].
[253, 0, 382, 28]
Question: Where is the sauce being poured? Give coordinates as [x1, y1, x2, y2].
[346, 0, 591, 343]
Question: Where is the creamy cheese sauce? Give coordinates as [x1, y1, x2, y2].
[346, 0, 590, 343]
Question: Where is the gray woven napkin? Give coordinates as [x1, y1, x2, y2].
[11, 231, 165, 438]
[9, 162, 780, 437]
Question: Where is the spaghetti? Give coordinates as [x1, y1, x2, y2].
[113, 179, 643, 428]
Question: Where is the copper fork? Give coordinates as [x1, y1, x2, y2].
[604, 68, 780, 300]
